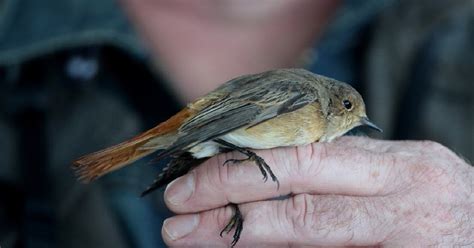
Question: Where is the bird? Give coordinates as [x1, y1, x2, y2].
[73, 68, 381, 247]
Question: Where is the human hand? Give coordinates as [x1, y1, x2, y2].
[161, 136, 473, 247]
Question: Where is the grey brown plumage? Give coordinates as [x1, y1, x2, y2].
[73, 68, 379, 183]
[74, 69, 344, 181]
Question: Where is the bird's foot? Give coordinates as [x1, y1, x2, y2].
[220, 203, 243, 248]
[224, 150, 279, 188]
[215, 139, 279, 189]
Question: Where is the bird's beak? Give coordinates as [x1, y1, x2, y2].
[360, 117, 383, 132]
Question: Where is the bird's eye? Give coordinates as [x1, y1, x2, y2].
[343, 100, 353, 110]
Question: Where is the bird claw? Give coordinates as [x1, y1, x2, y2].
[256, 158, 268, 182]
[251, 153, 279, 189]
[215, 138, 279, 189]
[220, 204, 243, 248]
[223, 158, 246, 166]
[221, 150, 279, 189]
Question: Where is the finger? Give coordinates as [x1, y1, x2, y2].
[162, 194, 395, 247]
[164, 136, 403, 213]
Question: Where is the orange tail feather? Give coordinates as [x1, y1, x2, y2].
[72, 107, 194, 182]
[73, 139, 155, 182]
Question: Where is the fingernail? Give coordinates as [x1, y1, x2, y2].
[163, 214, 199, 240]
[165, 173, 195, 205]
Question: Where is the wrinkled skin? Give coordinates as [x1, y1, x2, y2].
[162, 136, 473, 247]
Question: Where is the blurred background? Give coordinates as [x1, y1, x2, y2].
[0, 0, 472, 247]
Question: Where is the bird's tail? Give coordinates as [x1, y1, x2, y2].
[73, 136, 157, 182]
[72, 107, 194, 182]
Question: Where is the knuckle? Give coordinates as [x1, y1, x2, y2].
[303, 142, 329, 174]
[205, 154, 231, 190]
[286, 194, 316, 236]
[213, 205, 235, 229]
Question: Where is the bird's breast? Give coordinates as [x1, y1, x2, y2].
[220, 102, 327, 149]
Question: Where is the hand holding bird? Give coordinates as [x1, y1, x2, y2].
[73, 68, 382, 246]
[162, 136, 473, 247]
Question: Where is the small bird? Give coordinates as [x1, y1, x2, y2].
[73, 68, 381, 247]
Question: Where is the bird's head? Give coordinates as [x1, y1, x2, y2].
[321, 81, 381, 142]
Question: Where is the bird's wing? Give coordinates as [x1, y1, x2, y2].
[155, 70, 320, 158]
